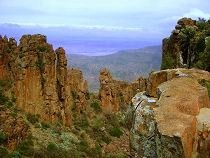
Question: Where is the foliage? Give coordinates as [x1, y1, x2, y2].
[26, 113, 39, 124]
[90, 99, 102, 113]
[41, 122, 51, 129]
[37, 45, 48, 52]
[17, 136, 34, 157]
[8, 151, 22, 158]
[74, 115, 89, 130]
[0, 130, 7, 143]
[109, 127, 123, 138]
[0, 147, 9, 158]
[161, 53, 175, 70]
[36, 58, 45, 72]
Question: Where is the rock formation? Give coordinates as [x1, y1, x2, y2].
[0, 34, 88, 126]
[67, 68, 88, 113]
[131, 68, 210, 158]
[99, 68, 146, 113]
[161, 17, 210, 71]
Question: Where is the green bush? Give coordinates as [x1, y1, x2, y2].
[47, 142, 58, 152]
[0, 130, 7, 143]
[26, 113, 39, 124]
[161, 53, 175, 70]
[41, 122, 50, 129]
[90, 99, 101, 113]
[109, 127, 123, 138]
[0, 147, 9, 158]
[8, 151, 22, 158]
[17, 136, 34, 156]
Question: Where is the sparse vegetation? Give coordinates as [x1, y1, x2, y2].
[36, 58, 45, 72]
[0, 147, 8, 158]
[8, 151, 22, 158]
[109, 127, 123, 138]
[41, 121, 51, 129]
[0, 130, 7, 143]
[90, 99, 102, 113]
[17, 135, 34, 157]
[26, 113, 39, 124]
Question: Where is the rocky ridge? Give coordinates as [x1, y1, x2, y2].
[99, 68, 146, 113]
[131, 68, 210, 158]
[0, 34, 88, 127]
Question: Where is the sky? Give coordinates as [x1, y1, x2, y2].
[0, 0, 210, 28]
[0, 0, 210, 55]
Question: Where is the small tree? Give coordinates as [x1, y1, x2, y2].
[179, 26, 196, 68]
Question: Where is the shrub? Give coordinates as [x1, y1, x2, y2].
[8, 151, 22, 158]
[90, 99, 101, 113]
[74, 115, 89, 130]
[41, 122, 50, 129]
[92, 117, 104, 130]
[26, 113, 39, 124]
[0, 147, 9, 158]
[161, 53, 175, 70]
[17, 136, 34, 157]
[0, 130, 7, 143]
[109, 127, 123, 138]
[47, 142, 58, 152]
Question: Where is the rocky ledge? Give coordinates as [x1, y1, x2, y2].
[131, 68, 210, 158]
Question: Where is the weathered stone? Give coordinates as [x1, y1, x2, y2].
[0, 34, 89, 127]
[99, 68, 146, 113]
[131, 69, 210, 158]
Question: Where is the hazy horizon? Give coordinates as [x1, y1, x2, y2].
[0, 0, 210, 55]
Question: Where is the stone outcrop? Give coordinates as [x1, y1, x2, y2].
[99, 68, 146, 113]
[67, 68, 88, 113]
[0, 34, 88, 126]
[131, 68, 210, 158]
[161, 18, 197, 69]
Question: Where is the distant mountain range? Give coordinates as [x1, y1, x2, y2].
[68, 45, 162, 92]
[0, 23, 161, 56]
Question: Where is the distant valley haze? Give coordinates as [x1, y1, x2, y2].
[0, 0, 210, 56]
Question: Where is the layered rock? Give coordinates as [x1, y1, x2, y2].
[0, 34, 88, 126]
[99, 68, 146, 113]
[131, 68, 210, 158]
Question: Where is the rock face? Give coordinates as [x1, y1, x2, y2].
[67, 68, 88, 113]
[131, 68, 210, 158]
[0, 34, 88, 126]
[99, 68, 146, 113]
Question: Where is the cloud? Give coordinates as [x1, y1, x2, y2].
[184, 8, 210, 19]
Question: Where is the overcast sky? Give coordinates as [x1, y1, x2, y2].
[0, 0, 210, 36]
